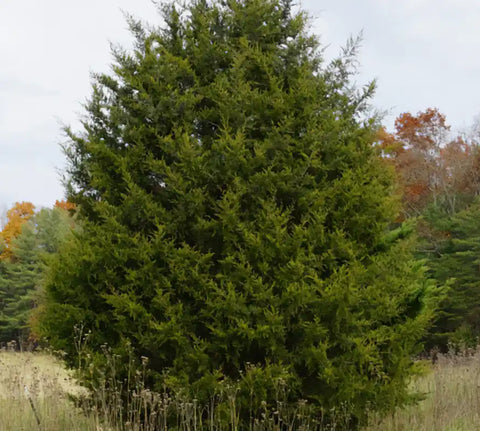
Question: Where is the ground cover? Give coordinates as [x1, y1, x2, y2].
[2, 349, 480, 430]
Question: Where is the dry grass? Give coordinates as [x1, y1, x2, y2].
[365, 349, 480, 431]
[0, 350, 86, 400]
[0, 349, 96, 431]
[3, 348, 480, 430]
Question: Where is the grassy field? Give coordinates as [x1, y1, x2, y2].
[1, 349, 480, 430]
[0, 350, 97, 431]
[365, 350, 480, 431]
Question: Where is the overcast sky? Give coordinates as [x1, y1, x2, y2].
[1, 0, 479, 208]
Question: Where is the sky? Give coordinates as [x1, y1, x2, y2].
[1, 0, 480, 208]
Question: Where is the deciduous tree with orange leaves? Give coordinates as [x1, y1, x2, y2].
[54, 199, 76, 212]
[378, 108, 480, 217]
[0, 202, 35, 261]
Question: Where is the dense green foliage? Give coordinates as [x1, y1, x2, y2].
[419, 202, 480, 350]
[39, 0, 437, 426]
[0, 207, 74, 345]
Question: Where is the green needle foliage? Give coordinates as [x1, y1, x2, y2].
[39, 0, 438, 426]
[0, 222, 38, 344]
[420, 201, 480, 350]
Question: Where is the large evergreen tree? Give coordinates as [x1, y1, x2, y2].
[39, 0, 438, 425]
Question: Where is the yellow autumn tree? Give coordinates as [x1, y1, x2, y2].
[0, 202, 35, 261]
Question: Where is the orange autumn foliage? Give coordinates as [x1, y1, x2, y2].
[0, 201, 35, 261]
[378, 108, 480, 217]
[54, 199, 76, 212]
[395, 108, 450, 152]
[376, 126, 404, 159]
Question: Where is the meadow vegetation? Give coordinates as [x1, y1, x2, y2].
[3, 348, 480, 430]
[0, 349, 94, 431]
[365, 349, 480, 431]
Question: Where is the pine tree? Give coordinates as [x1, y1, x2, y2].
[0, 223, 38, 343]
[39, 0, 438, 425]
[420, 202, 480, 349]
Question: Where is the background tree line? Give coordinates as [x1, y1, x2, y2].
[0, 200, 76, 346]
[378, 108, 480, 350]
